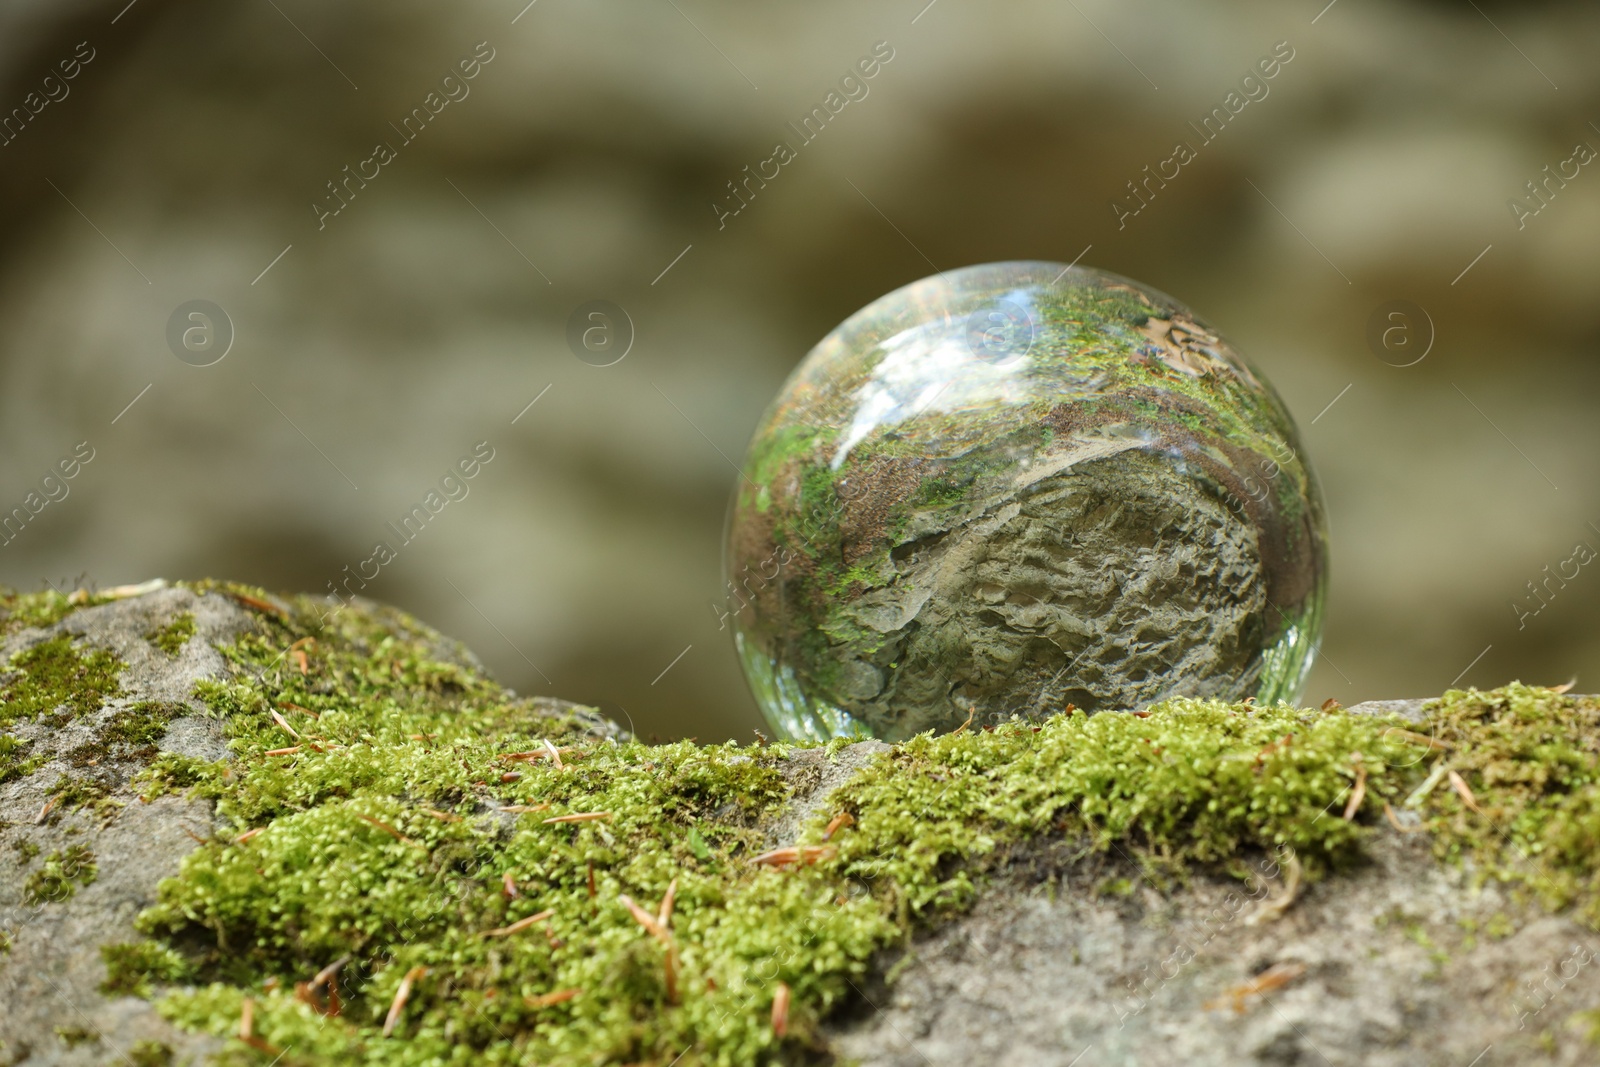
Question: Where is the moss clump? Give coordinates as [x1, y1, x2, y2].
[0, 587, 109, 634]
[118, 592, 884, 1065]
[0, 733, 47, 786]
[824, 699, 1423, 909]
[145, 613, 196, 657]
[0, 928, 12, 956]
[55, 1025, 96, 1048]
[133, 752, 219, 802]
[1421, 684, 1600, 922]
[68, 701, 186, 768]
[0, 633, 124, 728]
[44, 774, 121, 821]
[13, 838, 40, 863]
[108, 585, 1600, 1065]
[25, 844, 98, 904]
[128, 1040, 175, 1067]
[102, 942, 195, 998]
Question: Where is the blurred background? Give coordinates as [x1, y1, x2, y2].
[0, 0, 1596, 742]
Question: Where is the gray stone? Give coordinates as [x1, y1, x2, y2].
[0, 584, 249, 1067]
[824, 831, 1599, 1066]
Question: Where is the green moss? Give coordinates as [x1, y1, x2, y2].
[741, 423, 828, 493]
[68, 701, 186, 768]
[46, 774, 122, 820]
[133, 752, 221, 802]
[104, 588, 1600, 1064]
[912, 476, 969, 510]
[824, 699, 1423, 914]
[128, 1040, 175, 1067]
[0, 633, 124, 729]
[25, 844, 98, 904]
[145, 613, 196, 657]
[0, 733, 47, 786]
[102, 942, 196, 998]
[55, 1025, 97, 1048]
[1419, 684, 1600, 923]
[825, 562, 882, 599]
[0, 588, 109, 634]
[13, 838, 40, 864]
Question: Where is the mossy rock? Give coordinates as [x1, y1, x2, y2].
[0, 581, 613, 1067]
[1, 582, 1598, 1065]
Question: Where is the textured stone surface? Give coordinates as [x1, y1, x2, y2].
[0, 586, 251, 1067]
[827, 826, 1600, 1067]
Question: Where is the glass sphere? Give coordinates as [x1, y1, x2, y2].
[725, 262, 1327, 742]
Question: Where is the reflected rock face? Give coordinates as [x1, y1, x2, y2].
[726, 262, 1327, 741]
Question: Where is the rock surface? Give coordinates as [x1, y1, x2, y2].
[826, 791, 1600, 1067]
[2, 584, 1596, 1066]
[0, 585, 250, 1067]
[811, 702, 1600, 1066]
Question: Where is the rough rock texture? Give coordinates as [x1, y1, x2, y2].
[827, 777, 1600, 1067]
[0, 585, 250, 1067]
[836, 850, 1600, 1066]
[3, 586, 1597, 1066]
[806, 703, 1600, 1067]
[0, 584, 606, 1066]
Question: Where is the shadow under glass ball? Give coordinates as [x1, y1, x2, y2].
[726, 261, 1328, 742]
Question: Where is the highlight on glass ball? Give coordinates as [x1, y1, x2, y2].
[725, 261, 1327, 742]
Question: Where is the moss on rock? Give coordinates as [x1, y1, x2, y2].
[24, 844, 98, 904]
[146, 613, 197, 657]
[0, 587, 109, 635]
[110, 598, 1600, 1065]
[8, 579, 1600, 1064]
[0, 632, 124, 728]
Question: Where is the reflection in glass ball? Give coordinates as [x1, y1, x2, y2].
[726, 262, 1327, 742]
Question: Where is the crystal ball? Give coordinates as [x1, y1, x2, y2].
[725, 262, 1327, 741]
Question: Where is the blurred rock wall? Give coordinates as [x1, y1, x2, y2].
[1, 0, 1597, 740]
